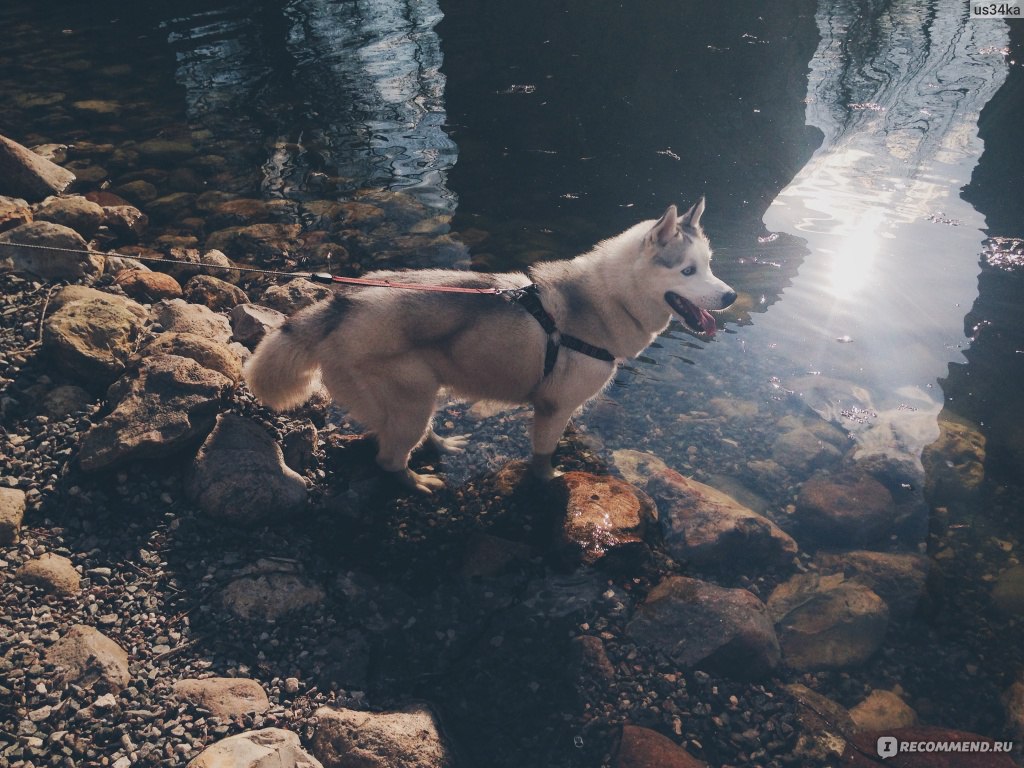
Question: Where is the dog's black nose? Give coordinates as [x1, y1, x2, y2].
[721, 290, 737, 308]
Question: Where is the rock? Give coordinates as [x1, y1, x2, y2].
[311, 704, 448, 768]
[41, 384, 95, 419]
[841, 727, 1015, 766]
[151, 298, 232, 342]
[557, 471, 657, 565]
[140, 332, 243, 384]
[33, 195, 105, 236]
[611, 449, 669, 486]
[460, 532, 535, 579]
[205, 223, 301, 260]
[614, 725, 708, 768]
[815, 550, 929, 620]
[101, 205, 149, 241]
[0, 195, 32, 232]
[707, 396, 759, 419]
[104, 253, 153, 276]
[0, 221, 103, 279]
[230, 304, 286, 347]
[16, 553, 80, 595]
[184, 274, 249, 311]
[42, 293, 147, 389]
[992, 565, 1024, 616]
[114, 268, 183, 302]
[135, 138, 196, 162]
[922, 414, 986, 504]
[147, 192, 197, 222]
[77, 355, 231, 472]
[199, 249, 241, 284]
[771, 427, 842, 470]
[625, 575, 780, 680]
[784, 683, 855, 762]
[794, 472, 895, 547]
[114, 179, 158, 206]
[1003, 674, 1024, 739]
[46, 624, 130, 691]
[647, 468, 797, 569]
[172, 677, 270, 719]
[187, 413, 307, 524]
[281, 421, 319, 473]
[208, 198, 298, 228]
[218, 559, 325, 622]
[49, 284, 146, 315]
[571, 635, 616, 686]
[0, 487, 27, 545]
[260, 279, 333, 314]
[767, 572, 889, 671]
[187, 728, 324, 768]
[0, 133, 76, 201]
[849, 690, 918, 731]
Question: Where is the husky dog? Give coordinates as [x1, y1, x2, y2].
[245, 199, 735, 492]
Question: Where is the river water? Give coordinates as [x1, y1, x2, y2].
[2, 0, 1023, 762]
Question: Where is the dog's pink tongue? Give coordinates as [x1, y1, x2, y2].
[700, 309, 717, 337]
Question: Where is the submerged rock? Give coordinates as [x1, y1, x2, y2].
[647, 468, 797, 569]
[611, 449, 670, 486]
[614, 724, 708, 768]
[784, 683, 855, 763]
[0, 221, 102, 280]
[0, 133, 76, 201]
[311, 704, 449, 768]
[849, 689, 918, 731]
[187, 728, 323, 768]
[46, 624, 130, 691]
[815, 550, 929, 620]
[794, 472, 895, 547]
[992, 565, 1024, 616]
[187, 413, 307, 524]
[218, 559, 326, 622]
[768, 572, 889, 671]
[841, 727, 1015, 767]
[77, 354, 231, 472]
[557, 471, 657, 565]
[922, 414, 986, 504]
[625, 575, 780, 680]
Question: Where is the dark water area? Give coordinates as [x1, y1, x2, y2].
[3, 0, 1024, 766]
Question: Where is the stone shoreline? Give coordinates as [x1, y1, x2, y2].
[2, 132, 1022, 767]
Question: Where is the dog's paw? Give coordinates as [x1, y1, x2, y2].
[434, 433, 470, 454]
[387, 468, 446, 494]
[529, 453, 563, 481]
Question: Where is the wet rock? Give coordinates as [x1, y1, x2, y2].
[311, 704, 448, 768]
[815, 550, 929, 620]
[557, 471, 657, 565]
[77, 355, 231, 472]
[922, 414, 985, 504]
[334, 200, 386, 228]
[114, 179, 158, 206]
[151, 298, 232, 343]
[209, 197, 297, 228]
[46, 624, 130, 691]
[171, 677, 270, 719]
[187, 413, 307, 524]
[0, 487, 27, 545]
[184, 274, 248, 311]
[849, 689, 918, 731]
[991, 565, 1024, 616]
[187, 728, 324, 768]
[33, 195, 105, 236]
[0, 221, 103, 279]
[71, 99, 121, 115]
[841, 727, 1015, 767]
[300, 200, 348, 229]
[794, 472, 895, 547]
[114, 268, 183, 302]
[218, 559, 326, 622]
[260, 278, 333, 314]
[461, 532, 535, 579]
[206, 223, 302, 260]
[707, 396, 759, 420]
[0, 195, 32, 232]
[767, 572, 889, 671]
[647, 468, 797, 569]
[614, 725, 708, 768]
[42, 292, 147, 389]
[101, 204, 149, 241]
[147, 191, 197, 222]
[784, 683, 855, 762]
[16, 553, 80, 595]
[0, 133, 76, 201]
[230, 303, 286, 347]
[625, 575, 780, 680]
[140, 332, 243, 384]
[771, 427, 842, 470]
[135, 137, 196, 162]
[571, 635, 616, 686]
[611, 449, 669, 486]
[1002, 674, 1024, 740]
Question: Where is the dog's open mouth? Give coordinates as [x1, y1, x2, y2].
[665, 292, 717, 337]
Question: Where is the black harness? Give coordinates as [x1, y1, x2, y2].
[505, 284, 616, 376]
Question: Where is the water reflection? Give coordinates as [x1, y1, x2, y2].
[759, 0, 1009, 467]
[165, 0, 457, 209]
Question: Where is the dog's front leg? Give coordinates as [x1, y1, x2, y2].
[530, 403, 574, 480]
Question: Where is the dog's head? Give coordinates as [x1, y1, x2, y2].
[639, 199, 736, 337]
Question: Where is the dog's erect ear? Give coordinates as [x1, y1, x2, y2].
[647, 204, 680, 247]
[680, 196, 706, 232]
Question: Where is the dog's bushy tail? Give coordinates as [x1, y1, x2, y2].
[244, 320, 321, 411]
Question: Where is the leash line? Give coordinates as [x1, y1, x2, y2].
[0, 240, 512, 295]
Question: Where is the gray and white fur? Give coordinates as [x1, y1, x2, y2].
[244, 200, 735, 493]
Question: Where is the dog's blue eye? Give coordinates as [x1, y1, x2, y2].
[682, 266, 696, 276]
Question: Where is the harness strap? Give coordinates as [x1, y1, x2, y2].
[506, 284, 616, 376]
